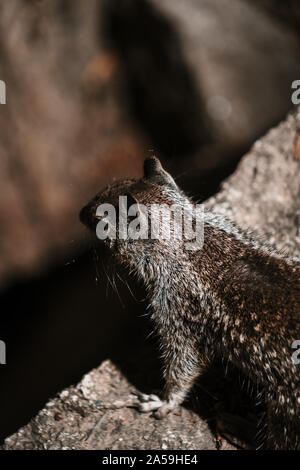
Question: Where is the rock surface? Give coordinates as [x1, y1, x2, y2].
[2, 360, 220, 450]
[206, 106, 300, 260]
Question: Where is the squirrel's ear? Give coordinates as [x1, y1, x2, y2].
[143, 157, 177, 188]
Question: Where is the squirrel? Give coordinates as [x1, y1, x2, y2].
[80, 156, 300, 450]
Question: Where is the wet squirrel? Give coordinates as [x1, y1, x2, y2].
[80, 157, 300, 450]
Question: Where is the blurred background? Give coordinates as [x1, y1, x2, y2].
[0, 0, 300, 444]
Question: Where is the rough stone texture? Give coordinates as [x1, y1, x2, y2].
[2, 107, 300, 451]
[2, 360, 219, 450]
[206, 106, 300, 260]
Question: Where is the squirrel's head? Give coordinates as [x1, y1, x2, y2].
[80, 157, 199, 273]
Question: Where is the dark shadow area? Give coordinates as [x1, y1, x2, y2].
[172, 147, 246, 203]
[101, 0, 212, 159]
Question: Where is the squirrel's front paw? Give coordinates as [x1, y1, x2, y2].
[136, 392, 177, 419]
[136, 392, 163, 412]
[153, 402, 177, 419]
